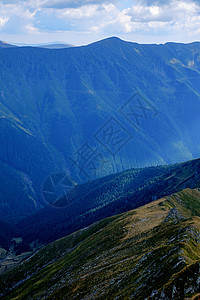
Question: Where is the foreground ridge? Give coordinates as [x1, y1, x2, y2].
[1, 188, 200, 299]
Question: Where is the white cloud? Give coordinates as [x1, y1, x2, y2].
[127, 0, 199, 23]
[0, 0, 200, 44]
[41, 0, 114, 9]
[60, 5, 101, 19]
[1, 0, 114, 9]
[26, 24, 39, 33]
[0, 17, 9, 27]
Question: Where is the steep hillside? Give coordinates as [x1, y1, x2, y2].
[17, 158, 200, 247]
[1, 189, 200, 299]
[0, 160, 41, 223]
[0, 220, 20, 251]
[1, 38, 200, 222]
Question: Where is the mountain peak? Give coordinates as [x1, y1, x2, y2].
[90, 36, 124, 46]
[104, 36, 122, 41]
[88, 36, 139, 48]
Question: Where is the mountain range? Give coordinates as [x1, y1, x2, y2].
[1, 37, 200, 224]
[0, 41, 73, 49]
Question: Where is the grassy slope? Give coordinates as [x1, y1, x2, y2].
[1, 189, 200, 299]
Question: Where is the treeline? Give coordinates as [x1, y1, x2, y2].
[17, 160, 200, 246]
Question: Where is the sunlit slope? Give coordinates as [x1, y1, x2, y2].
[2, 189, 200, 299]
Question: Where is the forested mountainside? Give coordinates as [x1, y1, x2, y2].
[1, 188, 200, 299]
[15, 158, 200, 247]
[1, 157, 200, 256]
[0, 38, 200, 223]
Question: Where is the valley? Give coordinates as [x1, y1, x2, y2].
[0, 37, 200, 299]
[1, 38, 200, 223]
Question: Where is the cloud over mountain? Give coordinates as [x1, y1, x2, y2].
[0, 0, 200, 46]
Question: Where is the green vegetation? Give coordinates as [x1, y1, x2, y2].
[1, 188, 200, 299]
[17, 157, 200, 246]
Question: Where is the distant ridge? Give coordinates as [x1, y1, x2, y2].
[0, 41, 17, 48]
[37, 43, 74, 49]
[12, 41, 74, 49]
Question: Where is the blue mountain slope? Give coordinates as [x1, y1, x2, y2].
[16, 157, 200, 246]
[0, 37, 200, 222]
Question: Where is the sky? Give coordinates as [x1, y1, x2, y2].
[0, 0, 200, 45]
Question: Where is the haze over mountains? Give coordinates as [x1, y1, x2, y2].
[0, 37, 200, 224]
[0, 41, 73, 49]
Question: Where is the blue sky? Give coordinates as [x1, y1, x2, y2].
[0, 0, 200, 45]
